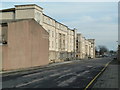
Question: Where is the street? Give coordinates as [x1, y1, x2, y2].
[2, 57, 113, 88]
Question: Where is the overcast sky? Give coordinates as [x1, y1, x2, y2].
[1, 2, 118, 51]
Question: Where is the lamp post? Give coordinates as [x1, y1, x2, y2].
[118, 45, 120, 62]
[116, 41, 120, 62]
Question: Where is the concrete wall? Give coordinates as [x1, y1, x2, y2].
[2, 19, 49, 71]
[0, 11, 15, 20]
[16, 9, 34, 20]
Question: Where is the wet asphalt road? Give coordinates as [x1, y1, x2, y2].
[2, 57, 113, 88]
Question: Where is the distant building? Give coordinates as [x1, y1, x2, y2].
[76, 34, 95, 59]
[88, 39, 95, 58]
[76, 34, 85, 59]
[0, 19, 49, 71]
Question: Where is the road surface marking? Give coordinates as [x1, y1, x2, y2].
[22, 69, 56, 77]
[16, 70, 71, 87]
[57, 77, 76, 87]
[84, 60, 112, 90]
[16, 77, 47, 87]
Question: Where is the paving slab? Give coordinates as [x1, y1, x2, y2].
[93, 59, 119, 89]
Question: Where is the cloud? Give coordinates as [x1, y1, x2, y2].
[42, 2, 118, 50]
[78, 16, 95, 23]
[100, 16, 113, 22]
[63, 14, 118, 50]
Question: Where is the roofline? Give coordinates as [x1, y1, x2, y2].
[77, 33, 82, 35]
[0, 4, 76, 31]
[0, 8, 15, 12]
[43, 13, 68, 28]
[15, 4, 43, 10]
[88, 39, 95, 41]
[43, 14, 56, 22]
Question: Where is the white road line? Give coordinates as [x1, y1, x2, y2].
[16, 77, 47, 87]
[22, 70, 56, 78]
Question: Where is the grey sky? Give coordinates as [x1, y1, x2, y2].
[1, 2, 118, 51]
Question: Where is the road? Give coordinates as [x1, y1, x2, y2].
[2, 57, 113, 88]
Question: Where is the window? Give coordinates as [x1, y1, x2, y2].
[52, 41, 54, 48]
[76, 55, 78, 57]
[0, 35, 2, 44]
[57, 24, 59, 28]
[48, 30, 50, 33]
[50, 19, 52, 25]
[52, 31, 54, 37]
[76, 46, 78, 48]
[48, 18, 50, 24]
[48, 30, 51, 37]
[49, 40, 50, 47]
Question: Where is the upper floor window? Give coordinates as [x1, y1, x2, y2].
[48, 18, 50, 24]
[52, 31, 54, 37]
[50, 19, 52, 25]
[52, 41, 54, 48]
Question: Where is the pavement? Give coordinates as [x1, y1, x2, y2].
[92, 59, 120, 89]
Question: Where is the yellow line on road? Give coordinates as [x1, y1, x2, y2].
[84, 60, 112, 90]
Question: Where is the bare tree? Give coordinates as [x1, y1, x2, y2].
[95, 47, 99, 55]
[98, 45, 108, 55]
